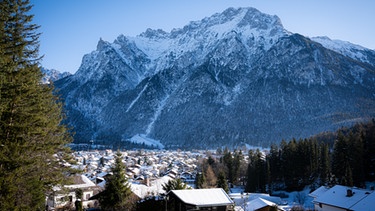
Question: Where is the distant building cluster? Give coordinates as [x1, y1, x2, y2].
[46, 149, 375, 211]
[47, 149, 201, 210]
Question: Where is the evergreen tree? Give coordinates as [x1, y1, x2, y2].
[347, 131, 365, 186]
[221, 149, 243, 185]
[0, 1, 73, 210]
[265, 158, 271, 194]
[222, 148, 233, 183]
[319, 143, 330, 185]
[99, 151, 133, 211]
[343, 160, 353, 187]
[194, 172, 206, 189]
[207, 155, 215, 166]
[217, 172, 229, 193]
[268, 144, 281, 183]
[232, 150, 243, 185]
[245, 149, 266, 193]
[363, 120, 375, 181]
[162, 178, 189, 193]
[245, 150, 256, 192]
[99, 156, 105, 167]
[332, 132, 357, 186]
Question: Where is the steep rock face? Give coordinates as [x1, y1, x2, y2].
[55, 7, 375, 148]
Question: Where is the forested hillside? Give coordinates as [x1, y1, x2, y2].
[197, 120, 375, 193]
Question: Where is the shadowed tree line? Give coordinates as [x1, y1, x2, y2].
[246, 120, 375, 192]
[194, 120, 375, 194]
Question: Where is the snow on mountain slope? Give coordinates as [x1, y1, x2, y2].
[126, 7, 289, 74]
[55, 7, 375, 149]
[312, 36, 375, 65]
[41, 67, 70, 84]
[129, 134, 164, 149]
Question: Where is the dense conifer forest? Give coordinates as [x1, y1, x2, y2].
[194, 120, 375, 194]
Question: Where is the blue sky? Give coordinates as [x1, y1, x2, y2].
[30, 0, 375, 73]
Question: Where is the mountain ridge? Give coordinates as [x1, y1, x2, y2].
[41, 67, 71, 84]
[55, 7, 375, 149]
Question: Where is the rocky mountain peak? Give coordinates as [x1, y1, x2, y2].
[139, 28, 168, 39]
[55, 7, 375, 149]
[96, 37, 109, 51]
[41, 67, 70, 84]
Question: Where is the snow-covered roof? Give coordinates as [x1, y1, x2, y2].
[246, 193, 282, 205]
[313, 185, 373, 209]
[131, 175, 172, 198]
[350, 191, 375, 211]
[170, 188, 233, 207]
[53, 174, 97, 191]
[309, 186, 330, 198]
[65, 174, 96, 189]
[246, 198, 283, 211]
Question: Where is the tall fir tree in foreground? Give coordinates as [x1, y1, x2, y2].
[0, 0, 72, 210]
[99, 151, 133, 211]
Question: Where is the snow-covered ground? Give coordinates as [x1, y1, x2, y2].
[128, 134, 165, 149]
[229, 186, 314, 211]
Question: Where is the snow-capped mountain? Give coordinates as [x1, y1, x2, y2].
[55, 7, 375, 149]
[311, 36, 375, 66]
[41, 67, 71, 84]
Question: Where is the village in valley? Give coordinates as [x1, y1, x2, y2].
[47, 147, 375, 211]
[3, 1, 375, 210]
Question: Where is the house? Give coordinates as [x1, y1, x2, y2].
[309, 185, 375, 211]
[131, 175, 172, 198]
[167, 188, 234, 211]
[246, 198, 284, 211]
[180, 171, 196, 185]
[46, 174, 101, 210]
[230, 192, 284, 211]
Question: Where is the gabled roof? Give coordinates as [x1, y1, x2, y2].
[246, 198, 284, 211]
[65, 174, 96, 189]
[247, 193, 282, 205]
[170, 188, 233, 207]
[309, 185, 330, 198]
[53, 174, 97, 192]
[349, 191, 375, 211]
[313, 185, 373, 210]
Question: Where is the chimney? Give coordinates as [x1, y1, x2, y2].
[346, 189, 353, 197]
[146, 177, 150, 187]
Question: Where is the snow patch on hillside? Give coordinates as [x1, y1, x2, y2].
[128, 134, 164, 149]
[145, 94, 170, 135]
[126, 84, 148, 113]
